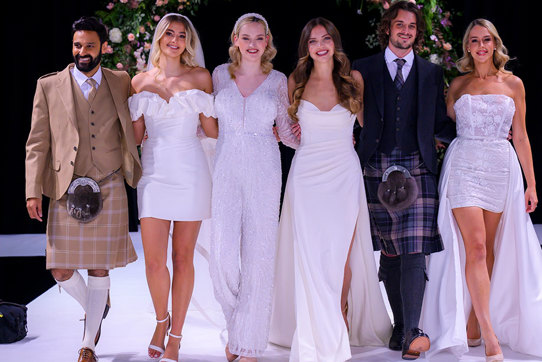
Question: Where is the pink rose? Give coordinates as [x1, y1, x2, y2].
[127, 33, 135, 41]
[154, 15, 161, 22]
[120, 0, 128, 3]
[116, 63, 124, 69]
[105, 45, 114, 54]
[443, 42, 452, 51]
[144, 42, 152, 50]
[106, 2, 114, 10]
[139, 26, 146, 33]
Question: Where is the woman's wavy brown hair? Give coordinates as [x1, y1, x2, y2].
[457, 18, 511, 74]
[227, 15, 277, 79]
[288, 17, 361, 122]
[377, 0, 425, 51]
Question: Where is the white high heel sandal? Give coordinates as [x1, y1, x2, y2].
[159, 333, 182, 362]
[148, 313, 171, 359]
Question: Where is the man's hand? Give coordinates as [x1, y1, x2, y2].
[292, 122, 301, 141]
[273, 126, 280, 142]
[26, 197, 43, 222]
[435, 139, 446, 151]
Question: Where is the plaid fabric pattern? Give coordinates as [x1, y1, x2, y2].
[363, 149, 443, 255]
[46, 173, 137, 270]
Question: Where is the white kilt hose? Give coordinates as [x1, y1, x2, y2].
[46, 172, 137, 270]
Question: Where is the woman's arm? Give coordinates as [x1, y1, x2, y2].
[510, 76, 538, 212]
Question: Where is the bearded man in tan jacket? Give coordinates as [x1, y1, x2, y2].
[25, 16, 141, 362]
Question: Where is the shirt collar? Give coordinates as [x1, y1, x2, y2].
[72, 65, 103, 88]
[385, 47, 415, 65]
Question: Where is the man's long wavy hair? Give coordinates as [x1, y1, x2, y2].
[288, 17, 361, 122]
[377, 0, 425, 51]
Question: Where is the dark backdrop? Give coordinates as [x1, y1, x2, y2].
[1, 0, 539, 235]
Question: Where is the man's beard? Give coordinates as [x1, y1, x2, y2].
[390, 35, 414, 50]
[74, 51, 102, 73]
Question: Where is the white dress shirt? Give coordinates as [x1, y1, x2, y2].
[71, 65, 102, 100]
[384, 47, 414, 81]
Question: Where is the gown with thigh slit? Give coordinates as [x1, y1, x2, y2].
[269, 100, 391, 362]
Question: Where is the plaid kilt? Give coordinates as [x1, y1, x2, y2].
[363, 149, 443, 255]
[46, 172, 137, 270]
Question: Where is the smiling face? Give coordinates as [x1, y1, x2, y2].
[467, 25, 495, 63]
[307, 25, 335, 62]
[387, 9, 417, 53]
[234, 21, 268, 62]
[159, 21, 187, 58]
[72, 30, 106, 75]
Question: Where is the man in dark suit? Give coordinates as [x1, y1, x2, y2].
[352, 1, 455, 360]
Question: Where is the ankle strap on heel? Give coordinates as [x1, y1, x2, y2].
[168, 332, 182, 340]
[156, 313, 170, 323]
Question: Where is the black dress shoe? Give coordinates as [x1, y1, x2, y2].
[389, 323, 404, 351]
[402, 328, 430, 360]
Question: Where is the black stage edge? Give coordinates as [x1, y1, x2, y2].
[0, 257, 56, 305]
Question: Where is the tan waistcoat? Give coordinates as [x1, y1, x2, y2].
[71, 74, 123, 180]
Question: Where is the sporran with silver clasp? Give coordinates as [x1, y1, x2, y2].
[377, 165, 419, 212]
[66, 177, 103, 223]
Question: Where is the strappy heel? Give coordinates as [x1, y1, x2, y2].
[148, 313, 171, 359]
[159, 333, 182, 362]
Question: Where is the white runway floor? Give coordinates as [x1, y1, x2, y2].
[1, 227, 542, 362]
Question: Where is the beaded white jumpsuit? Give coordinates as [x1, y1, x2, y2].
[209, 63, 298, 357]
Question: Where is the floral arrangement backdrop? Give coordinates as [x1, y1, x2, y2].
[98, 0, 460, 85]
[96, 0, 206, 76]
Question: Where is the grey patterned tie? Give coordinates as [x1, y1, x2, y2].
[394, 58, 406, 90]
[86, 78, 97, 102]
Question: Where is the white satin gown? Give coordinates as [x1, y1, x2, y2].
[269, 100, 391, 362]
[128, 89, 215, 221]
[422, 94, 542, 359]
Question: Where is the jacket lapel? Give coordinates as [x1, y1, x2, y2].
[371, 52, 386, 119]
[102, 68, 129, 130]
[415, 54, 432, 131]
[56, 64, 78, 130]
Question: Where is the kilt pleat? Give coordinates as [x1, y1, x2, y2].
[363, 149, 443, 255]
[46, 173, 137, 270]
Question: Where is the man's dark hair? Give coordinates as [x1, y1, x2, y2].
[72, 16, 108, 44]
[377, 0, 425, 51]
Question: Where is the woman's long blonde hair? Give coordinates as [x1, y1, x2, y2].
[148, 14, 199, 70]
[288, 17, 361, 122]
[457, 18, 511, 74]
[227, 13, 277, 79]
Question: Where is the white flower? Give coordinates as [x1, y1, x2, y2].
[430, 34, 438, 42]
[429, 54, 441, 65]
[109, 28, 123, 43]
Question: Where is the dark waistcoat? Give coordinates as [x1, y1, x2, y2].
[379, 61, 418, 154]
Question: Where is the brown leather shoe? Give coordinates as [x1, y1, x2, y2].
[78, 347, 97, 362]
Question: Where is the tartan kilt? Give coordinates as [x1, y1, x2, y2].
[46, 172, 137, 270]
[363, 149, 443, 255]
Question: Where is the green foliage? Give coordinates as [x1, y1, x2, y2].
[95, 0, 206, 76]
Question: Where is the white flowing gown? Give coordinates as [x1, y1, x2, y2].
[270, 100, 391, 362]
[422, 94, 542, 359]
